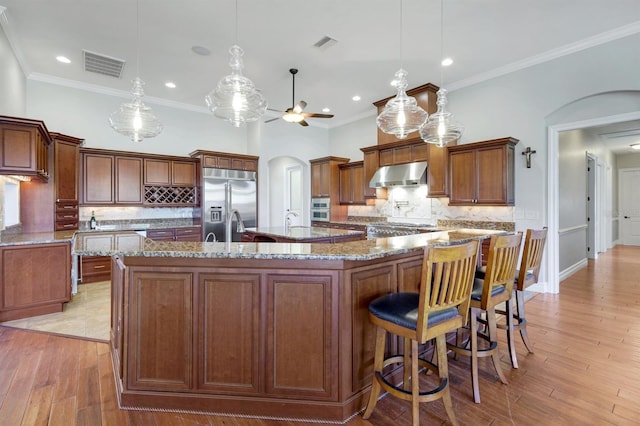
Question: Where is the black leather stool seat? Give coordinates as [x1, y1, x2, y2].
[369, 292, 460, 330]
[471, 278, 506, 301]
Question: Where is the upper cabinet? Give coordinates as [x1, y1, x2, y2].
[372, 84, 438, 145]
[80, 148, 199, 207]
[339, 161, 365, 205]
[52, 133, 83, 231]
[310, 156, 349, 199]
[448, 137, 518, 206]
[0, 116, 52, 182]
[360, 140, 452, 198]
[190, 150, 258, 172]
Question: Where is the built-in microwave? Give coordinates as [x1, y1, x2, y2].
[311, 198, 331, 222]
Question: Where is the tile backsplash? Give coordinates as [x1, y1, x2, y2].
[348, 186, 514, 224]
[79, 206, 196, 226]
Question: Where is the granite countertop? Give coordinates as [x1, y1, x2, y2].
[72, 228, 504, 261]
[245, 226, 363, 240]
[0, 230, 77, 247]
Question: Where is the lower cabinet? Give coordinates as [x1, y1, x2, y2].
[0, 242, 71, 321]
[81, 256, 111, 283]
[147, 226, 201, 242]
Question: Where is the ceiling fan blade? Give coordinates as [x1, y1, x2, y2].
[264, 117, 281, 123]
[298, 119, 309, 127]
[302, 113, 334, 119]
[267, 108, 286, 113]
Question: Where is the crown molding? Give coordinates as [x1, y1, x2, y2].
[447, 21, 640, 92]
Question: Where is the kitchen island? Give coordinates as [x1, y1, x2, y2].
[73, 229, 502, 423]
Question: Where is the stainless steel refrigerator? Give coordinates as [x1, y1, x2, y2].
[202, 168, 257, 242]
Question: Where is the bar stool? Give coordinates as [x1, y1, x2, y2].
[362, 240, 479, 426]
[497, 228, 547, 366]
[447, 232, 522, 403]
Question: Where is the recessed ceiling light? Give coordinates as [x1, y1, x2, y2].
[191, 45, 211, 56]
[441, 57, 453, 67]
[631, 143, 640, 150]
[165, 82, 176, 89]
[352, 95, 361, 101]
[56, 56, 71, 64]
[322, 107, 331, 113]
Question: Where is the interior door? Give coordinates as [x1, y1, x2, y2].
[619, 168, 640, 246]
[285, 165, 303, 226]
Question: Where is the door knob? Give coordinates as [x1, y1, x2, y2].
[624, 216, 630, 219]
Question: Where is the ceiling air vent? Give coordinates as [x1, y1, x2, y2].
[313, 35, 338, 50]
[83, 50, 125, 78]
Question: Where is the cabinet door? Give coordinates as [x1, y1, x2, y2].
[172, 161, 196, 186]
[55, 139, 80, 202]
[426, 144, 448, 197]
[144, 159, 171, 185]
[362, 151, 378, 199]
[197, 273, 261, 393]
[127, 271, 193, 391]
[0, 243, 71, 313]
[339, 167, 352, 204]
[83, 153, 114, 204]
[115, 157, 143, 204]
[0, 125, 36, 173]
[311, 162, 324, 198]
[265, 273, 337, 398]
[243, 158, 258, 171]
[111, 256, 126, 380]
[448, 150, 476, 205]
[476, 146, 508, 204]
[147, 228, 176, 241]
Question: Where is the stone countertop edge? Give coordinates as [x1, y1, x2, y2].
[72, 229, 505, 261]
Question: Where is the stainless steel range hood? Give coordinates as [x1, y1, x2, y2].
[369, 161, 428, 188]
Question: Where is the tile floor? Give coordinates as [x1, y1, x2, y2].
[0, 281, 110, 341]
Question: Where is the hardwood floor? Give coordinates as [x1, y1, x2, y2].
[1, 245, 639, 425]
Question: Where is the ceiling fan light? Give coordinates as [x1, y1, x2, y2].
[205, 45, 267, 127]
[377, 69, 428, 139]
[419, 88, 463, 147]
[631, 143, 640, 150]
[283, 112, 304, 123]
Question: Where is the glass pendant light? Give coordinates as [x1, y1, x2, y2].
[376, 0, 427, 139]
[420, 0, 463, 147]
[108, 0, 163, 142]
[205, 0, 267, 127]
[205, 45, 267, 127]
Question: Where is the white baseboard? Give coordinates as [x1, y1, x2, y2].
[559, 258, 588, 281]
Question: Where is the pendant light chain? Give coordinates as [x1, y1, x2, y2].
[136, 0, 140, 77]
[399, 0, 404, 69]
[234, 0, 239, 45]
[439, 0, 444, 87]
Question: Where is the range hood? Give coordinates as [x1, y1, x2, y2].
[369, 161, 428, 188]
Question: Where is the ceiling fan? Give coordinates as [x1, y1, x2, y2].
[265, 68, 334, 126]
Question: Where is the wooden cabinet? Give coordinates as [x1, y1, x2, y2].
[53, 134, 83, 230]
[0, 116, 52, 181]
[372, 83, 438, 145]
[310, 156, 349, 199]
[143, 159, 196, 186]
[361, 139, 452, 198]
[81, 255, 111, 283]
[111, 256, 125, 380]
[0, 242, 71, 321]
[190, 150, 258, 172]
[81, 148, 198, 206]
[448, 137, 518, 206]
[147, 226, 201, 242]
[82, 152, 114, 204]
[339, 161, 365, 205]
[115, 156, 143, 204]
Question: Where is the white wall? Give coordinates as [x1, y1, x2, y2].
[0, 15, 26, 116]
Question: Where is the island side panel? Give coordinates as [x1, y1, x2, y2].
[198, 272, 261, 394]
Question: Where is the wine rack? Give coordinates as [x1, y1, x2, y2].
[144, 186, 197, 205]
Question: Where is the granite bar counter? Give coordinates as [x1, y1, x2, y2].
[242, 225, 364, 243]
[103, 228, 503, 422]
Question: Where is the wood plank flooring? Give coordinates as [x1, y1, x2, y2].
[1, 245, 639, 425]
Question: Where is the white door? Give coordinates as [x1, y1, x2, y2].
[285, 165, 303, 226]
[619, 168, 640, 246]
[587, 155, 597, 259]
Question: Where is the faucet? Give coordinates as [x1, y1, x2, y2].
[285, 210, 299, 233]
[226, 209, 245, 242]
[205, 232, 217, 242]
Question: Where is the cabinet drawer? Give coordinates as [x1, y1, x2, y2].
[147, 229, 175, 240]
[81, 255, 112, 283]
[175, 227, 201, 241]
[55, 221, 79, 231]
[56, 211, 79, 222]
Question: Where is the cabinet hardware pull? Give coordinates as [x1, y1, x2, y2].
[94, 265, 106, 269]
